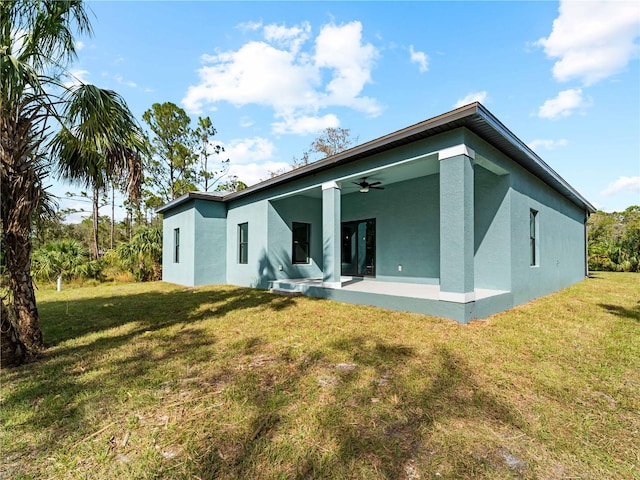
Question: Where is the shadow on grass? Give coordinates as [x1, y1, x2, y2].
[0, 285, 298, 469]
[599, 303, 640, 322]
[187, 338, 526, 479]
[4, 286, 526, 479]
[38, 285, 297, 347]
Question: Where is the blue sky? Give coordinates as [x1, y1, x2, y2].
[58, 1, 640, 220]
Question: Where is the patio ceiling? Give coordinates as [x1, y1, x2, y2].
[295, 153, 440, 199]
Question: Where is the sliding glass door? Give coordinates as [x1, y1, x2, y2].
[341, 219, 376, 276]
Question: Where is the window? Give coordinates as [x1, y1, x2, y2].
[530, 209, 538, 266]
[238, 223, 248, 264]
[292, 222, 311, 264]
[173, 228, 180, 263]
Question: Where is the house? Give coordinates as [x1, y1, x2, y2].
[157, 103, 595, 323]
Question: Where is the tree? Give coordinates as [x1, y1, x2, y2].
[215, 175, 248, 193]
[31, 239, 89, 284]
[0, 0, 139, 358]
[588, 206, 640, 272]
[194, 116, 228, 191]
[264, 127, 358, 180]
[293, 127, 357, 168]
[116, 225, 162, 281]
[1, 301, 26, 368]
[142, 102, 197, 203]
[1, 0, 90, 354]
[51, 84, 146, 259]
[309, 127, 357, 158]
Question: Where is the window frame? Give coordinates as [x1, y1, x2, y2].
[530, 209, 538, 267]
[292, 222, 311, 265]
[173, 228, 180, 263]
[238, 222, 249, 264]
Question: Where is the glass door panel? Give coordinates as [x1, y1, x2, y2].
[341, 219, 376, 276]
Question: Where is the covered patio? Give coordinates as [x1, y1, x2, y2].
[269, 277, 513, 323]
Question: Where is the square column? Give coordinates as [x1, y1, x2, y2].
[439, 145, 475, 302]
[322, 181, 342, 288]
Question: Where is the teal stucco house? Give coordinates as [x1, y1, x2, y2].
[158, 103, 595, 322]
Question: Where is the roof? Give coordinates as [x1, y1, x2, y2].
[157, 191, 224, 213]
[157, 103, 595, 214]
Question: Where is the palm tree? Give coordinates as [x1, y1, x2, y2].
[51, 84, 146, 260]
[31, 239, 89, 284]
[1, 0, 141, 358]
[116, 225, 162, 281]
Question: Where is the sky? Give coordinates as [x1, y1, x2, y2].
[56, 0, 640, 221]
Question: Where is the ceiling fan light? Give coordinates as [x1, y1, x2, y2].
[359, 186, 369, 193]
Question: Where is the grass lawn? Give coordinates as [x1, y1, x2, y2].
[1, 272, 639, 479]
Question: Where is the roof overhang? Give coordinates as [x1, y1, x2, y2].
[156, 191, 224, 214]
[158, 103, 595, 214]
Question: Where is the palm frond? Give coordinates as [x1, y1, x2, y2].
[51, 83, 146, 197]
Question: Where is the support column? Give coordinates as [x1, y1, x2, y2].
[439, 145, 475, 302]
[322, 181, 342, 288]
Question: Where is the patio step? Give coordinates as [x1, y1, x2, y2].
[270, 288, 303, 297]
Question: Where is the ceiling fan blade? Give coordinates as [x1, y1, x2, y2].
[371, 186, 385, 190]
[368, 181, 382, 187]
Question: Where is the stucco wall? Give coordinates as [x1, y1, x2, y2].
[226, 199, 270, 288]
[465, 129, 587, 304]
[268, 196, 324, 280]
[342, 174, 440, 284]
[161, 199, 227, 287]
[193, 199, 227, 285]
[162, 200, 196, 286]
[473, 165, 511, 290]
[509, 168, 586, 305]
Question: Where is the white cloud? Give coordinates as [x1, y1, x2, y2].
[183, 21, 380, 132]
[75, 40, 85, 51]
[527, 138, 569, 151]
[223, 137, 276, 165]
[536, 0, 640, 85]
[236, 20, 263, 32]
[409, 45, 428, 73]
[264, 22, 311, 55]
[115, 74, 137, 88]
[230, 161, 292, 186]
[601, 176, 640, 197]
[314, 22, 380, 115]
[222, 136, 289, 185]
[537, 88, 590, 119]
[272, 113, 339, 135]
[453, 91, 488, 108]
[185, 41, 318, 114]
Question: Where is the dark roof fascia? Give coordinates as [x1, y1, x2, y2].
[474, 104, 596, 213]
[223, 103, 479, 202]
[156, 191, 224, 214]
[157, 102, 595, 214]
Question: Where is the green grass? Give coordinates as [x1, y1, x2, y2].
[1, 272, 639, 479]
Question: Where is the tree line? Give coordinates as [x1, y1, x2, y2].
[0, 1, 224, 366]
[588, 206, 640, 272]
[1, 0, 359, 367]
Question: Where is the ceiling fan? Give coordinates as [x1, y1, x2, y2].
[353, 177, 384, 193]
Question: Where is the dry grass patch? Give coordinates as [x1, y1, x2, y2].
[1, 273, 638, 479]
